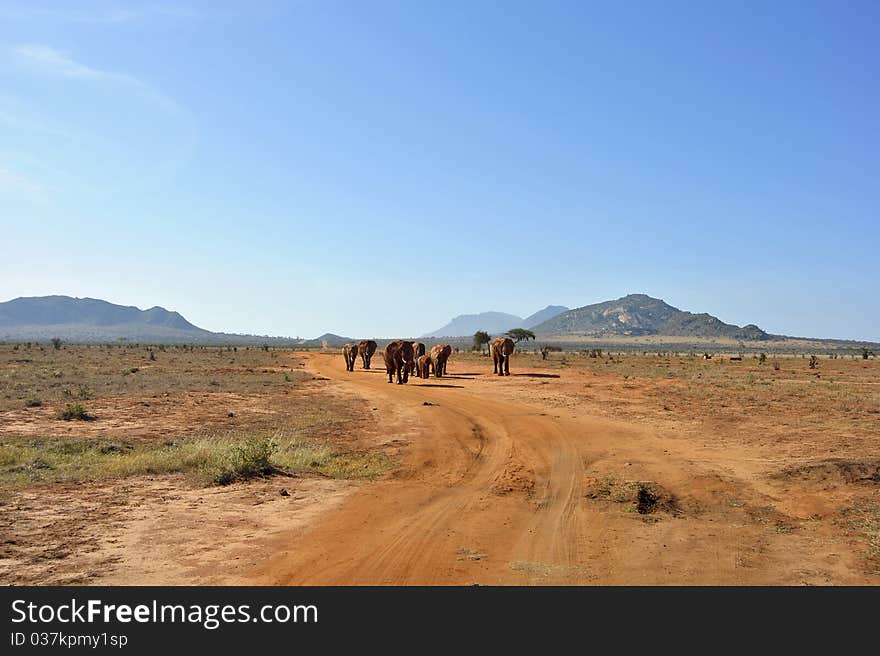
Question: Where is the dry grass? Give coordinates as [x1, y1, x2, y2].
[0, 432, 395, 495]
[0, 345, 394, 497]
[839, 501, 880, 572]
[0, 344, 308, 412]
[453, 350, 880, 455]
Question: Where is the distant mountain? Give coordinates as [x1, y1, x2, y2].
[532, 294, 770, 340]
[423, 305, 570, 338]
[0, 296, 199, 330]
[0, 296, 303, 345]
[422, 311, 523, 338]
[522, 305, 569, 329]
[0, 296, 212, 342]
[298, 333, 355, 348]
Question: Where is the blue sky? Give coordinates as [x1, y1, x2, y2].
[1, 1, 877, 340]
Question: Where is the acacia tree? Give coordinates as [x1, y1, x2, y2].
[506, 328, 535, 343]
[473, 331, 491, 353]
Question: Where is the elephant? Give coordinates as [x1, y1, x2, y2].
[430, 344, 452, 378]
[358, 340, 378, 369]
[383, 340, 415, 384]
[408, 342, 426, 378]
[491, 336, 515, 376]
[342, 343, 358, 372]
[416, 354, 433, 379]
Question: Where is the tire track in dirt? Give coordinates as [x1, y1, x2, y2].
[250, 353, 593, 585]
[247, 352, 876, 585]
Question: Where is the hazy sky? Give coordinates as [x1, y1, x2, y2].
[1, 1, 877, 340]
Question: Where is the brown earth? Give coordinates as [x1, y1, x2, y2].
[1, 347, 878, 585]
[248, 351, 880, 585]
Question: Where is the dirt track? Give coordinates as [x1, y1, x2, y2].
[250, 352, 875, 585]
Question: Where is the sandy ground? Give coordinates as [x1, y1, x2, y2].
[247, 352, 879, 585]
[2, 350, 877, 585]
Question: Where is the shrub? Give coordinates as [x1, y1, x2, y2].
[24, 398, 42, 408]
[59, 403, 93, 421]
[212, 435, 278, 485]
[51, 337, 62, 350]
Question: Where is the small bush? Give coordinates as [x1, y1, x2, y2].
[51, 337, 62, 350]
[59, 403, 93, 421]
[212, 435, 278, 485]
[24, 398, 42, 408]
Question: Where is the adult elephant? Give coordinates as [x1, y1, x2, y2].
[491, 336, 515, 376]
[383, 340, 415, 384]
[430, 344, 452, 378]
[358, 340, 378, 369]
[342, 343, 358, 372]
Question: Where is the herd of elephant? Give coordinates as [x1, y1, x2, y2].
[342, 337, 516, 384]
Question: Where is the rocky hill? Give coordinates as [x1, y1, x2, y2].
[531, 294, 770, 340]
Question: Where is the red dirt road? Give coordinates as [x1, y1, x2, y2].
[250, 353, 874, 585]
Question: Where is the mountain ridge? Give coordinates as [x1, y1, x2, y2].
[0, 296, 292, 344]
[422, 305, 569, 338]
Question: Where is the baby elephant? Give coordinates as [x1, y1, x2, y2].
[342, 343, 359, 371]
[416, 354, 433, 379]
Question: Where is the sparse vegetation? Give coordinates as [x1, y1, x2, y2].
[840, 502, 880, 570]
[506, 328, 536, 343]
[472, 331, 491, 353]
[0, 431, 395, 494]
[51, 337, 62, 350]
[540, 345, 562, 360]
[59, 403, 92, 421]
[212, 435, 279, 485]
[587, 475, 676, 515]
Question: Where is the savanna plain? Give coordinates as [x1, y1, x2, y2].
[1, 343, 878, 585]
